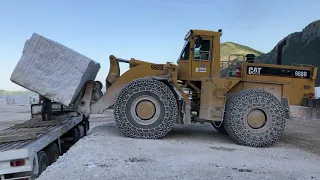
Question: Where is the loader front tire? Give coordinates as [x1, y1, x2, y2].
[114, 78, 178, 139]
[223, 89, 286, 147]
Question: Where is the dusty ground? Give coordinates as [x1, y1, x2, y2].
[1, 105, 320, 180]
[36, 120, 320, 180]
[282, 118, 320, 156]
[39, 113, 320, 180]
[0, 104, 30, 131]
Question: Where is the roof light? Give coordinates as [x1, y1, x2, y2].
[184, 30, 193, 40]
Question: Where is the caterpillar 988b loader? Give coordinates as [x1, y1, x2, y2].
[74, 29, 318, 147]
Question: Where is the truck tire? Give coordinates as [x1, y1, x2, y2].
[86, 120, 90, 131]
[83, 116, 90, 136]
[78, 124, 85, 138]
[44, 142, 60, 165]
[223, 89, 286, 147]
[84, 121, 90, 136]
[37, 151, 49, 175]
[114, 78, 178, 139]
[72, 128, 80, 144]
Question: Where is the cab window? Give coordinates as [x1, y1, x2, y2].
[194, 39, 211, 61]
[179, 41, 190, 60]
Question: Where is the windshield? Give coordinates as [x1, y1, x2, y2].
[178, 40, 190, 61]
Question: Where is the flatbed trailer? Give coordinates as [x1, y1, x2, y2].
[0, 103, 89, 180]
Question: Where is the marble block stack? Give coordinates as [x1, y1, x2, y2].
[10, 33, 101, 107]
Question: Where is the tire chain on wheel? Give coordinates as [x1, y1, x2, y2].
[223, 89, 286, 147]
[114, 78, 178, 139]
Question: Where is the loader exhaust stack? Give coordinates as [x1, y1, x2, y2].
[277, 39, 287, 65]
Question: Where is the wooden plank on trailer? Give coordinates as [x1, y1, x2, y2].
[0, 127, 47, 136]
[29, 113, 77, 122]
[2, 112, 79, 131]
[0, 133, 37, 143]
[14, 120, 64, 128]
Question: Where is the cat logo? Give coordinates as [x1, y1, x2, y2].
[248, 67, 262, 75]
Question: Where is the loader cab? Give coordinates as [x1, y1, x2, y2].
[177, 29, 222, 80]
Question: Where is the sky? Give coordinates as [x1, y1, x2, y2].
[0, 0, 319, 91]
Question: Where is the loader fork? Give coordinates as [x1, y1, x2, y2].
[106, 55, 121, 90]
[76, 80, 102, 116]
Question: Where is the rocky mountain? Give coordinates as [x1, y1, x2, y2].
[219, 42, 263, 76]
[220, 42, 264, 62]
[256, 20, 320, 85]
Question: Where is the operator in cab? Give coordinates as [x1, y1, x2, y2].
[39, 95, 52, 121]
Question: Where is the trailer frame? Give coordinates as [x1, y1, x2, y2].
[0, 102, 89, 180]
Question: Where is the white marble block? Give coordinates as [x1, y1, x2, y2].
[10, 33, 101, 107]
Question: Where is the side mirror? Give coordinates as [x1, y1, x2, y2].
[195, 37, 202, 48]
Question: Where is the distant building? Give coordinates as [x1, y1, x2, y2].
[2, 95, 39, 106]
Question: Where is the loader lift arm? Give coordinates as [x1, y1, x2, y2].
[75, 55, 192, 125]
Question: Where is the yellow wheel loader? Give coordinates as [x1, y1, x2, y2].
[74, 29, 318, 147]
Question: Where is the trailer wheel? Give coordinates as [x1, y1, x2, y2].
[223, 89, 286, 147]
[82, 116, 90, 136]
[37, 151, 49, 175]
[85, 117, 90, 136]
[78, 124, 85, 138]
[86, 120, 90, 131]
[44, 142, 60, 165]
[114, 78, 178, 139]
[72, 128, 80, 144]
[84, 121, 90, 136]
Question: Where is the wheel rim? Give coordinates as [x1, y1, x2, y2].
[136, 100, 156, 120]
[247, 109, 267, 129]
[131, 95, 160, 125]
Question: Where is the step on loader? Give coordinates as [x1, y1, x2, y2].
[73, 29, 319, 147]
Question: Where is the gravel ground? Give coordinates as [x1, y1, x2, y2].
[36, 114, 320, 180]
[282, 118, 320, 156]
[1, 105, 319, 180]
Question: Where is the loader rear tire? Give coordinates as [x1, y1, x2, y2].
[223, 89, 286, 147]
[114, 78, 178, 139]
